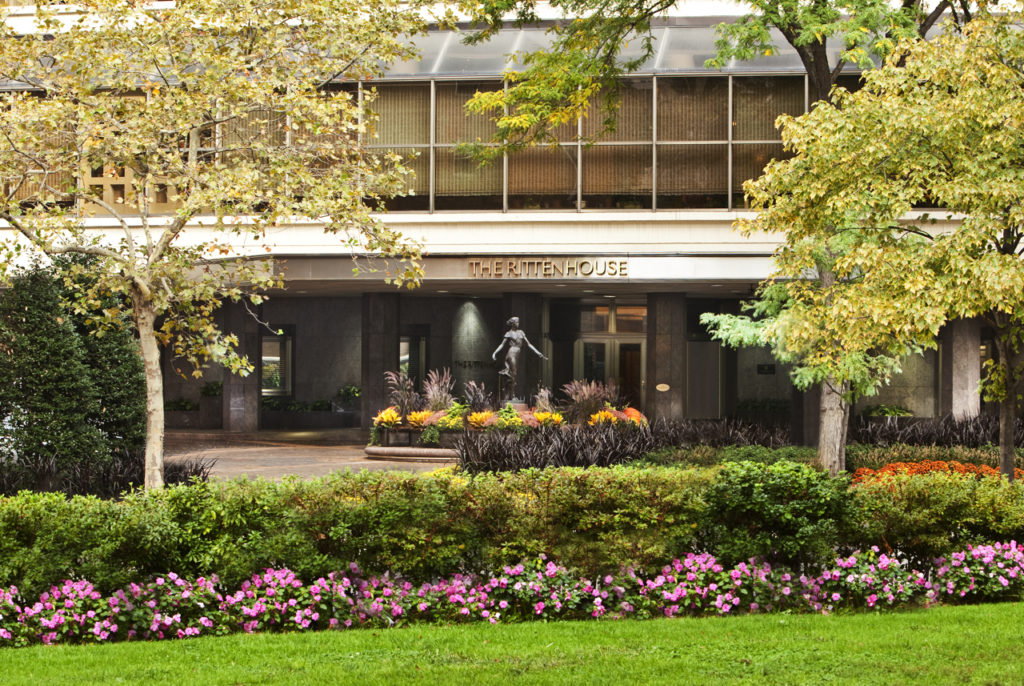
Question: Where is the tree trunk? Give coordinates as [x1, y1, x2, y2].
[999, 395, 1016, 481]
[993, 331, 1017, 482]
[133, 294, 165, 489]
[818, 378, 849, 477]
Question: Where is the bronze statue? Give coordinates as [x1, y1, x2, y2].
[492, 316, 547, 402]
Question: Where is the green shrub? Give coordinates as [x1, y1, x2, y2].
[718, 445, 819, 465]
[639, 445, 720, 467]
[0, 270, 111, 487]
[638, 445, 817, 468]
[845, 472, 1024, 566]
[200, 381, 223, 397]
[467, 466, 714, 576]
[4, 466, 1024, 599]
[0, 467, 715, 596]
[0, 491, 181, 596]
[0, 264, 146, 493]
[861, 404, 913, 417]
[699, 461, 849, 569]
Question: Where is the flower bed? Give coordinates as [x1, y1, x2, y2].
[371, 401, 646, 448]
[2, 543, 1022, 648]
[852, 460, 1024, 484]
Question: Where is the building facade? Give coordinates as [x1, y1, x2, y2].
[148, 18, 985, 439]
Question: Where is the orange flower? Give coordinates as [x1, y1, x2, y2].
[852, 460, 1024, 485]
[621, 407, 648, 425]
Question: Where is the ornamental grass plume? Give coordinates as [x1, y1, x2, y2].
[423, 369, 456, 412]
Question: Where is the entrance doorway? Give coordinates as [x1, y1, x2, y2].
[575, 336, 646, 410]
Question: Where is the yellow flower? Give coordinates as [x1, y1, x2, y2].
[588, 409, 618, 425]
[372, 406, 401, 428]
[437, 413, 465, 431]
[533, 411, 563, 427]
[468, 411, 494, 429]
[496, 414, 524, 430]
[406, 410, 433, 427]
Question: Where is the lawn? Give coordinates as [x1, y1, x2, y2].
[1, 603, 1021, 685]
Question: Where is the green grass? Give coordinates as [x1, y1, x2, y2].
[1, 604, 1022, 685]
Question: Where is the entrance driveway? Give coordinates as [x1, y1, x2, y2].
[165, 429, 452, 480]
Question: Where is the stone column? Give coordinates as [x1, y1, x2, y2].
[222, 301, 260, 432]
[361, 293, 400, 429]
[646, 293, 686, 421]
[791, 384, 821, 448]
[941, 318, 981, 419]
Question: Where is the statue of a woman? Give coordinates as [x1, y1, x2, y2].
[492, 316, 547, 402]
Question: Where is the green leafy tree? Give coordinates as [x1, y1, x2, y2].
[461, 0, 963, 155]
[0, 0, 427, 488]
[460, 0, 969, 472]
[60, 257, 147, 457]
[0, 268, 110, 490]
[712, 10, 1024, 479]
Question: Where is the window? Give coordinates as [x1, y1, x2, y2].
[580, 303, 646, 333]
[261, 331, 293, 396]
[400, 335, 427, 383]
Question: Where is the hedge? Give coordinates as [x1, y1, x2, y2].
[2, 464, 1024, 598]
[641, 443, 1023, 471]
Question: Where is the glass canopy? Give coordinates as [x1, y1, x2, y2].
[383, 25, 842, 79]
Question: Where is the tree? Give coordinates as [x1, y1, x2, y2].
[460, 0, 968, 470]
[61, 256, 148, 458]
[461, 0, 962, 154]
[0, 0, 427, 488]
[712, 10, 1024, 479]
[0, 268, 111, 489]
[0, 261, 148, 490]
[700, 281, 937, 475]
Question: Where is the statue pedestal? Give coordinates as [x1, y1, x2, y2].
[509, 402, 529, 412]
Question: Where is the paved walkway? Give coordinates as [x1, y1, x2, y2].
[165, 429, 452, 480]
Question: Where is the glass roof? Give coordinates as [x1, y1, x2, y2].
[382, 25, 841, 79]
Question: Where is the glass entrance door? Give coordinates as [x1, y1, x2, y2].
[575, 337, 646, 410]
[618, 342, 643, 409]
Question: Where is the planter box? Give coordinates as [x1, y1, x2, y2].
[382, 428, 460, 449]
[261, 409, 360, 430]
[165, 397, 222, 429]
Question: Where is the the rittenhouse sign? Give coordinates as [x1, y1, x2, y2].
[467, 257, 629, 278]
